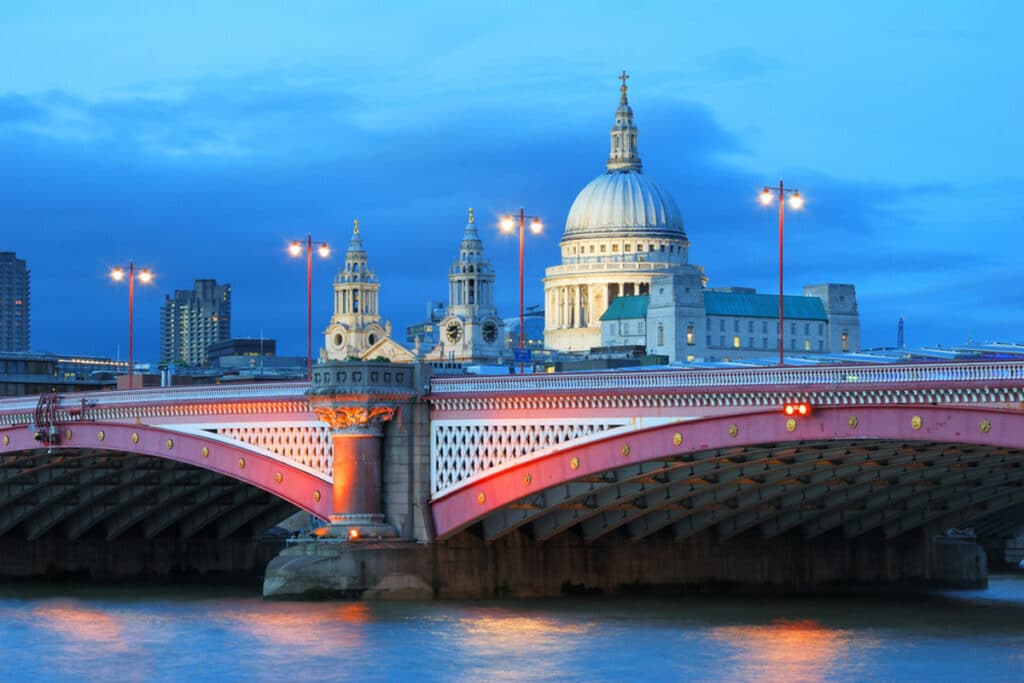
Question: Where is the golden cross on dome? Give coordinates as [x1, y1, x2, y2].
[353, 219, 359, 234]
[619, 69, 629, 102]
[468, 207, 474, 223]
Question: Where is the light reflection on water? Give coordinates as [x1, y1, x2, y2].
[0, 576, 1022, 682]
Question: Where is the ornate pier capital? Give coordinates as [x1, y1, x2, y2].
[313, 405, 397, 435]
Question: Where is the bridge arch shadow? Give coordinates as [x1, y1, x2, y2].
[431, 405, 1024, 544]
[0, 421, 332, 542]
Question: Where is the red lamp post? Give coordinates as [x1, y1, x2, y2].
[289, 235, 330, 380]
[501, 209, 543, 373]
[759, 181, 803, 366]
[110, 261, 153, 388]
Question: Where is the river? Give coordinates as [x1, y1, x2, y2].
[1, 574, 1022, 682]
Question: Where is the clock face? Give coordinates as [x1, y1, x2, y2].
[445, 320, 463, 343]
[482, 320, 499, 343]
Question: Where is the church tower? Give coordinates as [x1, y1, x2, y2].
[426, 209, 506, 363]
[323, 220, 391, 360]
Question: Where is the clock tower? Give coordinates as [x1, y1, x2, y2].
[426, 208, 506, 364]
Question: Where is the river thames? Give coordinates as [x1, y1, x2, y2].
[1, 574, 1022, 682]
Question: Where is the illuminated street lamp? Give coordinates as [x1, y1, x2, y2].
[110, 261, 153, 387]
[759, 181, 803, 366]
[501, 209, 543, 372]
[289, 235, 331, 380]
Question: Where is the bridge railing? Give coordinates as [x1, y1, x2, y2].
[0, 381, 311, 416]
[429, 361, 1024, 396]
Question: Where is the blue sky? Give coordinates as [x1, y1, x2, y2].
[1, 1, 1021, 361]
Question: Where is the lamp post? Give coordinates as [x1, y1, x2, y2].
[110, 261, 153, 388]
[289, 235, 330, 380]
[759, 181, 803, 366]
[501, 209, 543, 373]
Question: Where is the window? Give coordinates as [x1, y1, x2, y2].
[818, 323, 824, 336]
[658, 323, 664, 346]
[734, 320, 740, 332]
[706, 335, 711, 346]
[660, 245, 665, 252]
[842, 330, 849, 352]
[686, 324, 694, 345]
[600, 245, 606, 253]
[733, 336, 741, 348]
[790, 322, 796, 335]
[762, 338, 768, 349]
[625, 244, 631, 252]
[748, 337, 754, 348]
[804, 339, 811, 351]
[748, 320, 754, 333]
[762, 321, 768, 334]
[719, 335, 725, 347]
[612, 244, 619, 252]
[719, 319, 725, 332]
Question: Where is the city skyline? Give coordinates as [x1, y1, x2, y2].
[1, 3, 1021, 361]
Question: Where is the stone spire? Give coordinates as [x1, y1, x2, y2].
[607, 70, 642, 173]
[461, 207, 481, 248]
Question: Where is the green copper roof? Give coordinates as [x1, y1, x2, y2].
[704, 292, 827, 320]
[600, 295, 649, 321]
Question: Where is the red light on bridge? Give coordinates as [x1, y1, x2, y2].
[783, 402, 811, 417]
[348, 527, 361, 541]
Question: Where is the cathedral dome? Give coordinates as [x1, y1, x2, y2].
[563, 169, 684, 241]
[561, 72, 686, 243]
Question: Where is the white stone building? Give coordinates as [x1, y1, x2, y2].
[547, 73, 861, 362]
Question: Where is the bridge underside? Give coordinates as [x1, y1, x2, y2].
[433, 407, 1024, 545]
[0, 448, 298, 542]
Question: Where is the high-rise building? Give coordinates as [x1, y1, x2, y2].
[0, 252, 30, 352]
[160, 279, 231, 367]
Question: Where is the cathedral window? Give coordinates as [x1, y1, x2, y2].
[842, 331, 849, 351]
[600, 245, 607, 253]
[624, 244, 631, 252]
[686, 325, 694, 345]
[805, 339, 811, 351]
[658, 323, 665, 346]
[733, 336, 741, 348]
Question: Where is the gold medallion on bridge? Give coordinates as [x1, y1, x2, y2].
[97, 430, 105, 441]
[313, 490, 321, 502]
[980, 419, 991, 433]
[570, 457, 581, 470]
[848, 416, 859, 429]
[477, 492, 486, 505]
[728, 424, 739, 437]
[131, 432, 139, 444]
[523, 473, 532, 486]
[786, 418, 797, 432]
[673, 432, 682, 446]
[64, 429, 72, 441]
[911, 415, 923, 430]
[274, 472, 283, 484]
[166, 439, 173, 450]
[1, 435, 7, 446]
[621, 443, 631, 457]
[237, 458, 245, 470]
[201, 447, 209, 458]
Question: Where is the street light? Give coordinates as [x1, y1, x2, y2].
[759, 181, 803, 366]
[501, 209, 543, 373]
[289, 235, 330, 380]
[110, 261, 153, 388]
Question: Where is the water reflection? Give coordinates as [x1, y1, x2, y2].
[710, 617, 871, 682]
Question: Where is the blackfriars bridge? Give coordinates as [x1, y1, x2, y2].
[0, 360, 1022, 596]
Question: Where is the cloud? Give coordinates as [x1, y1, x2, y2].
[1, 70, 1017, 361]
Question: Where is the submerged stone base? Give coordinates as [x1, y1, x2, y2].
[263, 527, 989, 599]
